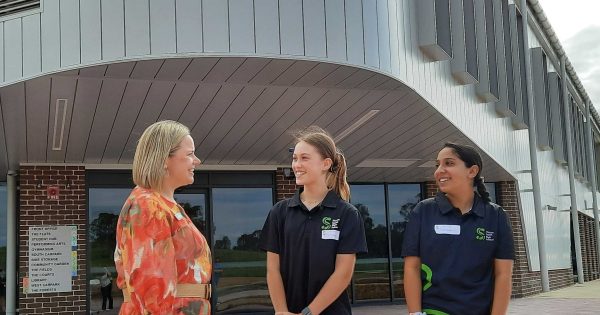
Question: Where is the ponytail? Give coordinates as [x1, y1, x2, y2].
[327, 151, 350, 201]
[474, 176, 491, 203]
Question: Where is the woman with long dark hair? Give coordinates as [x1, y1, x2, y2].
[402, 143, 514, 315]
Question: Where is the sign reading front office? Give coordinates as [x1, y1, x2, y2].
[28, 226, 74, 293]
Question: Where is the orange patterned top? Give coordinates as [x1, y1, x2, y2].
[114, 186, 212, 315]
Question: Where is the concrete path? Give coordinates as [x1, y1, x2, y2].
[352, 279, 600, 314]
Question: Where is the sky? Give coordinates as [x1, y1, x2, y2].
[538, 0, 600, 108]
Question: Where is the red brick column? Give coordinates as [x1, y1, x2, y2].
[19, 165, 87, 314]
[275, 168, 299, 201]
[579, 212, 600, 282]
[497, 181, 573, 297]
[424, 181, 438, 199]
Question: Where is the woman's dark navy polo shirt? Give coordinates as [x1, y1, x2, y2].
[259, 189, 368, 314]
[401, 192, 514, 315]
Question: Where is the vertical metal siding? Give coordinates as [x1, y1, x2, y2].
[59, 0, 80, 67]
[345, 0, 364, 65]
[80, 0, 102, 63]
[41, 0, 60, 72]
[101, 0, 125, 60]
[279, 0, 303, 56]
[175, 0, 203, 53]
[21, 14, 40, 77]
[229, 0, 255, 54]
[124, 0, 151, 57]
[325, 0, 346, 61]
[150, 0, 176, 54]
[4, 19, 22, 82]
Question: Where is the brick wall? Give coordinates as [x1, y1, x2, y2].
[19, 165, 87, 314]
[275, 168, 298, 201]
[424, 181, 438, 198]
[497, 181, 574, 297]
[579, 212, 600, 282]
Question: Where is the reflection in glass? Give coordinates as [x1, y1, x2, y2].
[0, 183, 6, 313]
[388, 184, 422, 299]
[88, 188, 131, 313]
[350, 184, 390, 301]
[211, 188, 273, 313]
[174, 193, 207, 236]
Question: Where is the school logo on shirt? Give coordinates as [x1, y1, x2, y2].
[475, 227, 494, 241]
[321, 217, 340, 230]
[321, 217, 341, 240]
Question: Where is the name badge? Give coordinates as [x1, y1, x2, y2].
[434, 224, 460, 235]
[174, 212, 184, 221]
[322, 230, 340, 240]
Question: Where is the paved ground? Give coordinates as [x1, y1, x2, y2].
[90, 279, 600, 314]
[352, 279, 600, 314]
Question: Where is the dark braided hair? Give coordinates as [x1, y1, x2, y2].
[442, 142, 491, 203]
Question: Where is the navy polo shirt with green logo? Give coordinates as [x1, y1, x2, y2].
[259, 189, 368, 314]
[401, 192, 514, 315]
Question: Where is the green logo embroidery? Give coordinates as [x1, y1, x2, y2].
[322, 217, 332, 229]
[476, 227, 495, 241]
[421, 263, 433, 291]
[476, 227, 486, 240]
[321, 217, 341, 230]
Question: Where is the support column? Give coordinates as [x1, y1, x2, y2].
[519, 0, 549, 291]
[560, 55, 585, 284]
[6, 170, 17, 315]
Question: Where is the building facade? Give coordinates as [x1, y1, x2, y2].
[0, 0, 599, 314]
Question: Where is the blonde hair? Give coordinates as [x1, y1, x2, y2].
[132, 120, 190, 192]
[294, 126, 350, 201]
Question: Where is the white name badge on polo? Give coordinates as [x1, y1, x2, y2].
[322, 230, 340, 240]
[175, 212, 185, 220]
[434, 224, 460, 235]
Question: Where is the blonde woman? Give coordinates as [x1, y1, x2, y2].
[260, 126, 367, 315]
[114, 120, 211, 315]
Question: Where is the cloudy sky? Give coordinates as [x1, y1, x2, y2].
[538, 0, 600, 108]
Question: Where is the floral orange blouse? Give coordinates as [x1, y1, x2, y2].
[114, 187, 212, 315]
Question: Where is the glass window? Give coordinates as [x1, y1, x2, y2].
[350, 184, 390, 301]
[387, 184, 422, 299]
[88, 188, 131, 312]
[211, 188, 273, 313]
[174, 191, 208, 237]
[1, 183, 6, 313]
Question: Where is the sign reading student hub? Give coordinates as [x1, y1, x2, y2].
[28, 226, 75, 293]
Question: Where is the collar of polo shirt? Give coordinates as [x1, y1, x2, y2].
[288, 188, 339, 209]
[435, 192, 486, 218]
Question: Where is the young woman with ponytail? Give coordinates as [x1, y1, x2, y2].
[259, 126, 367, 315]
[402, 143, 514, 315]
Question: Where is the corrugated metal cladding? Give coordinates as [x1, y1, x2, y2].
[0, 0, 596, 270]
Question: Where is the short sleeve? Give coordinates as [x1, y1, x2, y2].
[337, 206, 368, 254]
[494, 208, 515, 260]
[401, 202, 423, 257]
[115, 195, 178, 314]
[259, 203, 284, 253]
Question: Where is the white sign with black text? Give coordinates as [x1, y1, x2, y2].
[28, 226, 73, 293]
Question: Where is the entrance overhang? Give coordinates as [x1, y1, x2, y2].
[0, 57, 514, 182]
